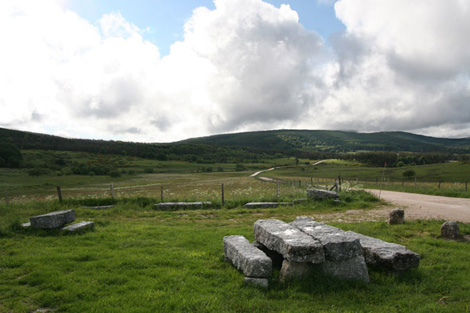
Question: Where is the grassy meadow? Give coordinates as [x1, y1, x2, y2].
[1, 151, 470, 312]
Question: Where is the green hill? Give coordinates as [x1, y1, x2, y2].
[180, 129, 470, 154]
[2, 127, 470, 168]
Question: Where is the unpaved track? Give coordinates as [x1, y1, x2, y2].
[367, 189, 470, 223]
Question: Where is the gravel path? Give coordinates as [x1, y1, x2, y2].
[367, 189, 470, 223]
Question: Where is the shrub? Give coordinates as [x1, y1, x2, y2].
[403, 169, 416, 179]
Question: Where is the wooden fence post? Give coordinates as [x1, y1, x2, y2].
[160, 186, 164, 202]
[438, 181, 441, 189]
[277, 181, 280, 200]
[110, 183, 114, 200]
[57, 185, 62, 202]
[5, 191, 9, 205]
[466, 181, 468, 191]
[221, 183, 225, 206]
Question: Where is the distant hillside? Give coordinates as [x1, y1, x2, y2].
[180, 129, 470, 154]
[2, 127, 470, 168]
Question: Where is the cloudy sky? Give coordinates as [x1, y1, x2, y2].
[1, 0, 469, 142]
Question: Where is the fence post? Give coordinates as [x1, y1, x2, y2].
[466, 181, 468, 191]
[5, 191, 9, 205]
[277, 181, 280, 200]
[110, 183, 114, 200]
[57, 185, 62, 202]
[438, 180, 441, 189]
[338, 175, 342, 192]
[221, 183, 225, 206]
[160, 186, 164, 202]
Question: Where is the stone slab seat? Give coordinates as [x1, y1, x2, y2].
[307, 188, 339, 200]
[62, 221, 95, 232]
[290, 217, 363, 261]
[243, 202, 293, 209]
[290, 217, 369, 282]
[30, 210, 76, 229]
[253, 219, 325, 264]
[154, 202, 212, 210]
[344, 231, 420, 271]
[223, 235, 272, 278]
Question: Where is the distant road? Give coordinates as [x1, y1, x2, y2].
[368, 189, 470, 223]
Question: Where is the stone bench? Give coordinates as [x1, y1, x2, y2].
[344, 231, 420, 271]
[243, 202, 293, 209]
[253, 219, 325, 264]
[307, 188, 339, 200]
[223, 235, 272, 288]
[154, 202, 212, 210]
[291, 217, 369, 282]
[30, 210, 76, 229]
[82, 205, 115, 210]
[62, 221, 95, 232]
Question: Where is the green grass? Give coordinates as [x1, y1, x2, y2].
[1, 197, 469, 312]
[263, 160, 470, 198]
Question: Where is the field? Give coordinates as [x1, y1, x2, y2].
[1, 151, 470, 312]
[263, 160, 470, 198]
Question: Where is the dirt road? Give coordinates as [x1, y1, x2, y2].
[367, 189, 470, 223]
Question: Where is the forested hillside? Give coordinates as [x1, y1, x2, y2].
[2, 127, 470, 168]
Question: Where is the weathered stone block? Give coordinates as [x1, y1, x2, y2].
[279, 260, 312, 282]
[62, 221, 95, 232]
[83, 205, 114, 210]
[244, 277, 269, 288]
[345, 231, 420, 271]
[154, 202, 212, 210]
[253, 219, 325, 263]
[30, 210, 76, 229]
[224, 235, 272, 278]
[307, 188, 339, 200]
[321, 256, 370, 282]
[441, 221, 460, 239]
[388, 208, 405, 225]
[243, 202, 279, 209]
[291, 217, 363, 261]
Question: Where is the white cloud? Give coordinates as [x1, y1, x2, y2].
[1, 0, 470, 142]
[320, 0, 470, 136]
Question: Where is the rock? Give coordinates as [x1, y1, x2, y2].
[291, 217, 363, 261]
[388, 208, 405, 225]
[30, 210, 76, 229]
[243, 202, 279, 209]
[22, 222, 31, 228]
[244, 277, 269, 288]
[441, 221, 460, 239]
[321, 256, 370, 283]
[83, 205, 114, 210]
[223, 235, 272, 278]
[279, 260, 312, 282]
[345, 231, 420, 271]
[243, 202, 293, 209]
[154, 202, 212, 210]
[253, 219, 325, 263]
[291, 217, 369, 282]
[62, 221, 95, 232]
[307, 188, 339, 200]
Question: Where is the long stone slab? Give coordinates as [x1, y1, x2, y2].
[307, 188, 339, 200]
[344, 231, 420, 271]
[154, 202, 212, 210]
[291, 217, 363, 261]
[30, 210, 76, 229]
[223, 235, 272, 278]
[62, 221, 95, 232]
[83, 205, 114, 210]
[243, 202, 293, 209]
[291, 217, 369, 282]
[253, 219, 325, 263]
